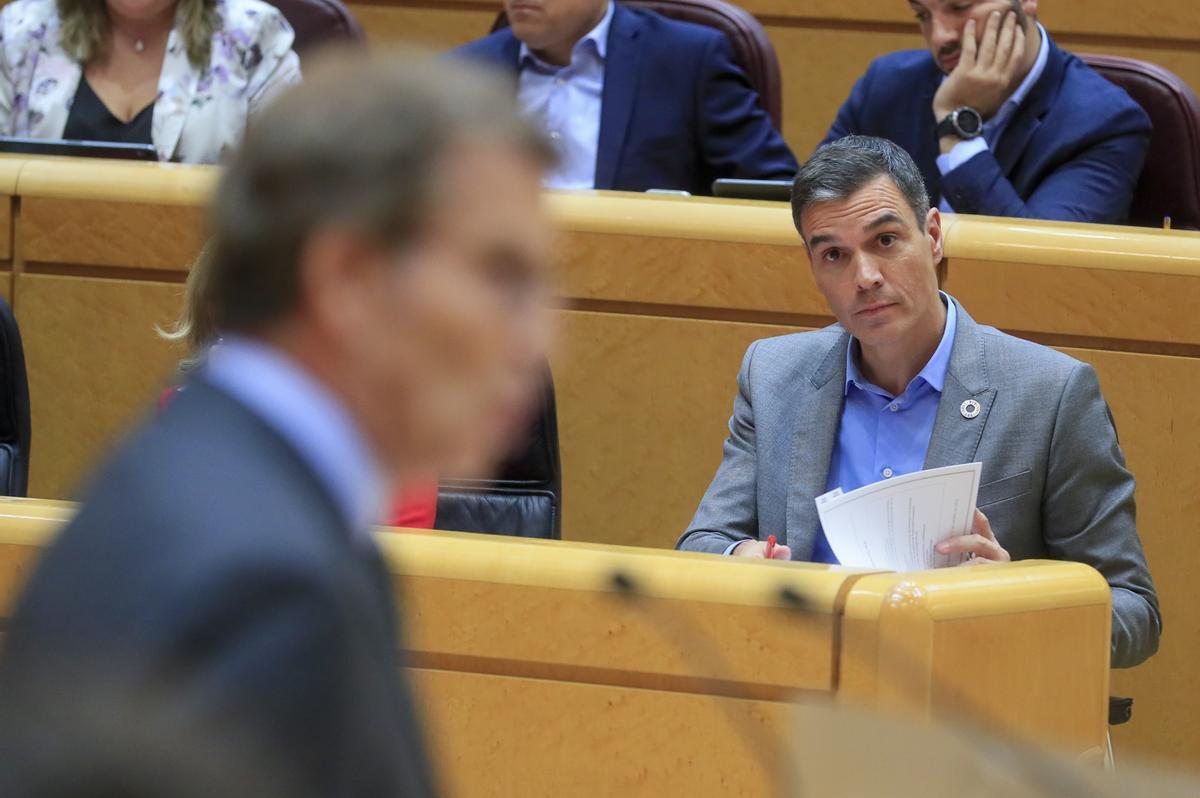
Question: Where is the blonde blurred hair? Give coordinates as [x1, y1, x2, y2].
[56, 0, 219, 69]
[158, 242, 218, 370]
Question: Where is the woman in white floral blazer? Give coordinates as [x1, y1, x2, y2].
[0, 0, 301, 164]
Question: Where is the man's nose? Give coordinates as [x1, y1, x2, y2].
[854, 254, 884, 291]
[929, 12, 961, 54]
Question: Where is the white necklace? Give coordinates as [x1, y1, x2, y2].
[134, 39, 146, 53]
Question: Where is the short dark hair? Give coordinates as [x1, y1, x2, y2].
[790, 135, 931, 239]
[207, 49, 555, 335]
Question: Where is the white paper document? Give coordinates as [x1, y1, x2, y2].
[815, 462, 983, 571]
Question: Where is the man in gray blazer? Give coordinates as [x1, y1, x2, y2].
[678, 135, 1159, 668]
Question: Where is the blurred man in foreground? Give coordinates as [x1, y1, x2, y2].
[0, 51, 555, 796]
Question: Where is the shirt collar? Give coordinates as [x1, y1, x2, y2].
[844, 292, 959, 398]
[204, 337, 386, 541]
[519, 1, 615, 69]
[1004, 22, 1050, 112]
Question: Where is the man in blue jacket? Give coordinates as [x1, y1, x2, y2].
[822, 0, 1150, 224]
[456, 0, 798, 195]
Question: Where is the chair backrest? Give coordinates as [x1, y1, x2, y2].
[1079, 53, 1200, 230]
[434, 366, 562, 539]
[0, 296, 30, 497]
[492, 0, 784, 130]
[265, 0, 365, 61]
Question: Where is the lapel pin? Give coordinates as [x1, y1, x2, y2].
[960, 399, 981, 419]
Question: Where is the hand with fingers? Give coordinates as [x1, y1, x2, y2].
[935, 508, 1011, 565]
[933, 10, 1028, 129]
[732, 538, 793, 560]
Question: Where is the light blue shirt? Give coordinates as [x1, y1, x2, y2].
[724, 294, 958, 558]
[809, 294, 958, 563]
[204, 337, 386, 541]
[937, 23, 1050, 212]
[517, 1, 614, 189]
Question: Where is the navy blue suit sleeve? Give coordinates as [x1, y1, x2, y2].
[939, 117, 1150, 223]
[171, 567, 356, 795]
[695, 33, 798, 182]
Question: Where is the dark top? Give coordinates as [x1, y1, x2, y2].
[62, 77, 154, 145]
[454, 3, 798, 195]
[0, 377, 439, 797]
[820, 37, 1151, 224]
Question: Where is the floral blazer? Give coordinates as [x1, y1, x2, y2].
[0, 0, 301, 163]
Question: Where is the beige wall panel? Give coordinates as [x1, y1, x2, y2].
[929, 609, 1110, 751]
[20, 198, 204, 272]
[0, 197, 10, 262]
[550, 309, 798, 548]
[1067, 347, 1200, 766]
[16, 274, 184, 500]
[348, 4, 494, 49]
[558, 232, 820, 314]
[410, 667, 789, 798]
[944, 258, 1200, 348]
[767, 25, 924, 157]
[404, 575, 835, 694]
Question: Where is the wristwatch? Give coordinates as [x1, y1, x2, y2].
[935, 106, 984, 141]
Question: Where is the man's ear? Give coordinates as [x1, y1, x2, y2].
[1021, 0, 1038, 22]
[925, 207, 944, 261]
[295, 226, 381, 339]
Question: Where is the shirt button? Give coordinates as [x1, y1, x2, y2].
[549, 131, 561, 141]
[555, 78, 565, 86]
[882, 467, 894, 478]
[889, 403, 899, 412]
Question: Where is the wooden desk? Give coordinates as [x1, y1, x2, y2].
[0, 161, 1194, 765]
[0, 499, 1112, 797]
[358, 0, 1200, 160]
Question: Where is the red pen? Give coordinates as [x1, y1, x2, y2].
[764, 534, 777, 559]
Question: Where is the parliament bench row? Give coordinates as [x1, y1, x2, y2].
[0, 497, 1113, 797]
[0, 154, 1197, 765]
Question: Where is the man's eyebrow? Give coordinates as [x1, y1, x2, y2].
[864, 212, 907, 232]
[807, 233, 838, 249]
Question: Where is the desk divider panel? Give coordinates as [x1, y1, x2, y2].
[0, 500, 1113, 796]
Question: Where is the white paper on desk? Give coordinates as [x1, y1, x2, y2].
[815, 462, 982, 571]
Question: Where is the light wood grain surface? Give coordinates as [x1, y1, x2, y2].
[0, 503, 1113, 795]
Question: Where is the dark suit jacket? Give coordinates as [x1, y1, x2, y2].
[822, 36, 1151, 224]
[455, 3, 798, 194]
[0, 378, 436, 797]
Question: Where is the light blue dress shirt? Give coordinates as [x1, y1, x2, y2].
[810, 294, 958, 563]
[724, 294, 958, 558]
[204, 337, 385, 541]
[517, 1, 614, 189]
[937, 23, 1050, 212]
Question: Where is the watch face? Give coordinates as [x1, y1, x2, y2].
[955, 107, 983, 137]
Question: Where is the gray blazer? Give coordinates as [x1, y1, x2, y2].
[679, 299, 1160, 668]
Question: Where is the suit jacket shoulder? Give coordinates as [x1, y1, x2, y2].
[743, 325, 847, 393]
[453, 25, 521, 68]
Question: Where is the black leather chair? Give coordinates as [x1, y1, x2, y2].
[0, 295, 30, 496]
[434, 367, 562, 539]
[265, 0, 365, 61]
[492, 0, 785, 130]
[1080, 54, 1200, 230]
